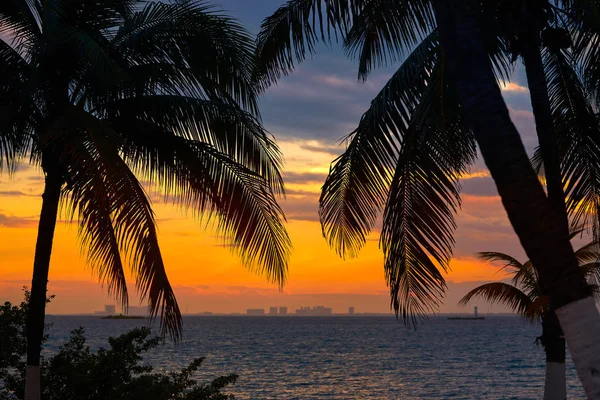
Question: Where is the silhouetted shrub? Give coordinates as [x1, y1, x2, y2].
[0, 295, 237, 400]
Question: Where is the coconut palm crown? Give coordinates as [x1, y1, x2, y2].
[0, 0, 291, 341]
[255, 0, 600, 325]
[459, 232, 600, 320]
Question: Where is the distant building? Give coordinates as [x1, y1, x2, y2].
[104, 305, 116, 315]
[247, 309, 265, 316]
[269, 307, 278, 315]
[295, 306, 332, 316]
[279, 306, 288, 316]
[474, 306, 478, 318]
[349, 306, 355, 315]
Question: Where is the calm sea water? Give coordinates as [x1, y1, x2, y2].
[43, 315, 585, 399]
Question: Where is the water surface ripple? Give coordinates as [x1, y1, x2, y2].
[44, 316, 584, 399]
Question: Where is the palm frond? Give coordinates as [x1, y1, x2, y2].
[511, 260, 540, 296]
[65, 157, 128, 310]
[380, 56, 476, 326]
[574, 240, 600, 264]
[476, 251, 524, 271]
[110, 0, 260, 115]
[458, 282, 535, 318]
[544, 47, 600, 239]
[569, 0, 600, 104]
[0, 39, 35, 173]
[50, 109, 182, 339]
[102, 96, 285, 195]
[254, 0, 361, 89]
[114, 118, 291, 287]
[0, 0, 41, 54]
[342, 0, 434, 80]
[319, 31, 440, 259]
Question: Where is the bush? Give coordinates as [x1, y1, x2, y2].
[0, 295, 237, 400]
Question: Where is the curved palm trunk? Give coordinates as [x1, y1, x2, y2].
[521, 43, 569, 222]
[542, 312, 567, 400]
[433, 0, 600, 396]
[25, 167, 62, 400]
[522, 33, 569, 400]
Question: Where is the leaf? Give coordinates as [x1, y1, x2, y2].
[319, 30, 440, 259]
[458, 282, 536, 319]
[114, 117, 291, 287]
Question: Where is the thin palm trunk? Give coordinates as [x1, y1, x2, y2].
[542, 311, 567, 400]
[25, 166, 62, 400]
[522, 37, 569, 400]
[433, 0, 600, 396]
[521, 42, 569, 222]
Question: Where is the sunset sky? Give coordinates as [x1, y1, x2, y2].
[0, 0, 590, 316]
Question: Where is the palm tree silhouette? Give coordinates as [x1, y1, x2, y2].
[255, 0, 600, 394]
[459, 230, 600, 399]
[1, 1, 291, 398]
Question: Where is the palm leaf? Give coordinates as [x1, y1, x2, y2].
[458, 282, 535, 318]
[543, 46, 600, 239]
[319, 31, 440, 259]
[50, 109, 182, 339]
[0, 39, 35, 173]
[342, 0, 434, 80]
[113, 118, 292, 287]
[380, 57, 476, 325]
[101, 96, 284, 195]
[574, 240, 600, 264]
[476, 251, 524, 271]
[254, 0, 361, 89]
[109, 0, 260, 115]
[0, 0, 41, 54]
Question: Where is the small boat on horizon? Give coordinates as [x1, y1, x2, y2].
[447, 306, 485, 320]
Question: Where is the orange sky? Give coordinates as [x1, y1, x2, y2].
[1, 23, 581, 316]
[0, 135, 530, 316]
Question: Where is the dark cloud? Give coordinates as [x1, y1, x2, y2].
[459, 177, 498, 197]
[284, 171, 328, 184]
[0, 213, 37, 228]
[0, 190, 39, 197]
[281, 192, 320, 222]
[299, 143, 344, 156]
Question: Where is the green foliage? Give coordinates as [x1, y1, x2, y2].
[0, 297, 237, 400]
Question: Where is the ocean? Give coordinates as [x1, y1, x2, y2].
[43, 315, 584, 399]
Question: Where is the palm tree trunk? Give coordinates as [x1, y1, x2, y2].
[522, 43, 569, 400]
[433, 0, 600, 396]
[25, 166, 62, 400]
[542, 312, 567, 400]
[521, 42, 569, 221]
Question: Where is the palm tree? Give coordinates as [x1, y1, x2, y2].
[434, 2, 600, 396]
[459, 233, 600, 399]
[255, 0, 600, 395]
[1, 1, 291, 398]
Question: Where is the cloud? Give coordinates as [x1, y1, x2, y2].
[500, 82, 529, 93]
[284, 171, 328, 184]
[0, 190, 39, 197]
[299, 143, 344, 156]
[0, 212, 37, 228]
[460, 176, 499, 197]
[281, 194, 320, 222]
